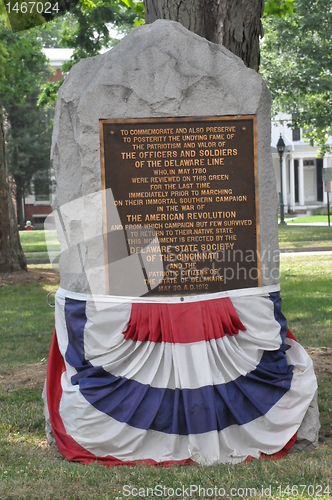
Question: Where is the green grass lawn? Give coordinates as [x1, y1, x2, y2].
[1, 256, 332, 498]
[0, 281, 56, 373]
[24, 252, 50, 259]
[280, 254, 332, 347]
[19, 230, 60, 254]
[289, 215, 330, 224]
[278, 226, 332, 248]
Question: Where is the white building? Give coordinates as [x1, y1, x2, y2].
[271, 113, 332, 214]
[43, 47, 74, 63]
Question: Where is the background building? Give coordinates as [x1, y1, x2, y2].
[271, 112, 332, 214]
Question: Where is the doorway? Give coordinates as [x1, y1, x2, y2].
[303, 160, 317, 202]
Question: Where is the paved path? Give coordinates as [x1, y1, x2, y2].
[280, 246, 332, 254]
[286, 222, 331, 227]
[280, 250, 332, 257]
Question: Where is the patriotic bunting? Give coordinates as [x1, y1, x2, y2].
[46, 288, 317, 465]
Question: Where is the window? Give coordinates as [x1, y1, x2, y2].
[292, 128, 301, 141]
[33, 216, 47, 224]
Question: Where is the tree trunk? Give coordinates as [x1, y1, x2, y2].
[0, 108, 27, 273]
[15, 186, 25, 230]
[144, 0, 264, 71]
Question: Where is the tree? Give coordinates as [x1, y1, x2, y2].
[3, 25, 51, 229]
[144, 0, 264, 71]
[144, 0, 294, 72]
[5, 88, 52, 229]
[260, 0, 332, 150]
[0, 22, 47, 272]
[0, 108, 27, 272]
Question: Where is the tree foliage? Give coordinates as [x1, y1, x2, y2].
[260, 0, 332, 150]
[34, 15, 68, 47]
[0, 21, 47, 100]
[5, 89, 53, 227]
[0, 20, 51, 271]
[38, 0, 144, 107]
[60, 0, 141, 65]
[0, 0, 142, 271]
[263, 0, 294, 16]
[1, 22, 51, 227]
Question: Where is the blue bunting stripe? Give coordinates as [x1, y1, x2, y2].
[64, 297, 293, 436]
[269, 292, 289, 343]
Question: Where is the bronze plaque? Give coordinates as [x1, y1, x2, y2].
[100, 116, 261, 297]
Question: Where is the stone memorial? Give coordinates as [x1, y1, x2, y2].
[45, 20, 319, 465]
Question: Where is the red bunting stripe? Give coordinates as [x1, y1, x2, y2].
[47, 329, 193, 467]
[123, 297, 246, 343]
[286, 327, 298, 342]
